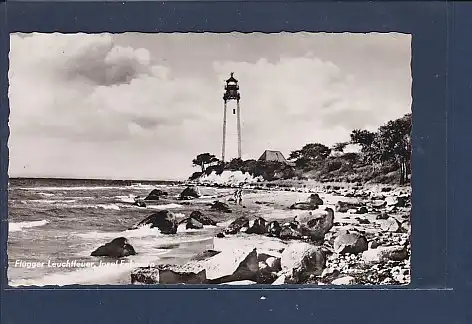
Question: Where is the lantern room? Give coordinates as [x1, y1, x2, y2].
[223, 72, 241, 102]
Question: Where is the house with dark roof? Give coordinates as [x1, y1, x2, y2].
[258, 150, 295, 166]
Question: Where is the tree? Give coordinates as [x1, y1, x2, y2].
[374, 113, 412, 184]
[332, 142, 349, 153]
[192, 153, 219, 172]
[289, 143, 331, 168]
[350, 129, 376, 152]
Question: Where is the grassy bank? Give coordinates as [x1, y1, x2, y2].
[189, 155, 408, 186]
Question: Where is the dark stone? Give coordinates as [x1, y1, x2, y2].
[356, 206, 369, 214]
[279, 226, 303, 240]
[186, 218, 203, 229]
[216, 232, 226, 238]
[179, 186, 201, 200]
[144, 189, 169, 201]
[307, 194, 324, 206]
[289, 202, 319, 210]
[334, 232, 368, 254]
[133, 199, 146, 208]
[91, 237, 136, 258]
[130, 210, 178, 234]
[267, 220, 282, 237]
[210, 201, 232, 213]
[189, 210, 217, 226]
[246, 217, 267, 235]
[224, 216, 249, 234]
[376, 212, 390, 220]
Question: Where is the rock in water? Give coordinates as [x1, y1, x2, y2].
[186, 218, 203, 230]
[189, 210, 217, 226]
[179, 186, 201, 200]
[91, 237, 136, 258]
[289, 202, 319, 210]
[133, 199, 146, 208]
[210, 201, 232, 213]
[333, 232, 368, 254]
[224, 216, 249, 234]
[356, 206, 368, 214]
[130, 210, 178, 234]
[379, 217, 401, 233]
[144, 189, 168, 201]
[281, 242, 326, 283]
[246, 217, 267, 235]
[307, 194, 324, 206]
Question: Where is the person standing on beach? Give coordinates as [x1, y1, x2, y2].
[233, 189, 239, 204]
[237, 189, 243, 205]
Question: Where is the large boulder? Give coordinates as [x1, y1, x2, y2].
[224, 216, 250, 234]
[305, 208, 335, 235]
[333, 232, 368, 254]
[179, 186, 201, 200]
[156, 264, 207, 284]
[144, 189, 168, 201]
[210, 201, 232, 213]
[246, 217, 267, 235]
[281, 242, 326, 283]
[362, 245, 409, 264]
[307, 193, 324, 206]
[186, 218, 204, 230]
[189, 210, 217, 226]
[206, 248, 278, 284]
[91, 237, 136, 258]
[279, 225, 303, 240]
[130, 210, 178, 234]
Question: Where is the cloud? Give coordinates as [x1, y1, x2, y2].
[8, 33, 411, 180]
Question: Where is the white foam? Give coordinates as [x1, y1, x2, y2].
[9, 220, 49, 232]
[116, 195, 136, 204]
[146, 203, 183, 210]
[18, 186, 126, 191]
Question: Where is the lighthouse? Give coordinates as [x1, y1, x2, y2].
[221, 72, 242, 162]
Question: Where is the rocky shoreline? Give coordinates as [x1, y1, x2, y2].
[87, 177, 411, 286]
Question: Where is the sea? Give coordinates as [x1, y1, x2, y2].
[7, 178, 225, 287]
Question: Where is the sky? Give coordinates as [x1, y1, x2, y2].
[8, 32, 411, 180]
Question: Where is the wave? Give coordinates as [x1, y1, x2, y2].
[9, 220, 49, 232]
[146, 203, 183, 210]
[116, 195, 136, 204]
[18, 186, 127, 191]
[22, 199, 78, 204]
